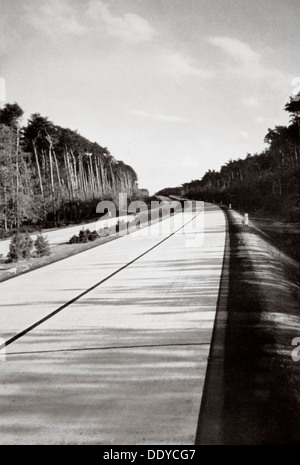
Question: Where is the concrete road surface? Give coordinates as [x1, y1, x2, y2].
[0, 203, 226, 445]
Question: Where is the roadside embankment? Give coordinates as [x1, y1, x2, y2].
[196, 207, 300, 445]
[249, 213, 300, 264]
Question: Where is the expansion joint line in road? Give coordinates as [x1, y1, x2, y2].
[2, 210, 202, 350]
[7, 342, 210, 356]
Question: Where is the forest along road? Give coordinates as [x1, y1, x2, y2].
[0, 202, 226, 445]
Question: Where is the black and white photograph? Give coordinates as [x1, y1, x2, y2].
[0, 0, 300, 449]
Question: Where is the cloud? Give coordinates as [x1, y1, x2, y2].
[255, 116, 267, 124]
[241, 131, 249, 139]
[163, 52, 213, 79]
[243, 97, 260, 108]
[86, 0, 157, 42]
[156, 115, 187, 122]
[25, 0, 86, 36]
[208, 36, 264, 80]
[208, 36, 292, 91]
[132, 110, 187, 123]
[208, 37, 260, 64]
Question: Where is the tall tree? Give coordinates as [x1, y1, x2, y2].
[285, 93, 300, 150]
[0, 102, 23, 128]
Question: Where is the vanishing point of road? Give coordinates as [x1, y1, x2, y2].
[0, 202, 226, 445]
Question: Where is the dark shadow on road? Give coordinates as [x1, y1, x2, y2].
[195, 210, 300, 445]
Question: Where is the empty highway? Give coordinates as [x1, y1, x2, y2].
[0, 202, 226, 445]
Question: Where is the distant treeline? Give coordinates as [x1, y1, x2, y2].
[0, 103, 138, 233]
[157, 93, 300, 219]
[155, 186, 183, 197]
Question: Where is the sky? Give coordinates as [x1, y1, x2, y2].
[1, 0, 299, 194]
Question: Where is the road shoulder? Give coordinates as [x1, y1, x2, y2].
[196, 208, 300, 445]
